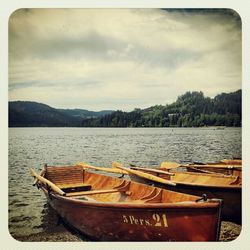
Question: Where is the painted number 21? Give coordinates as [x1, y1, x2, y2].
[152, 213, 168, 227]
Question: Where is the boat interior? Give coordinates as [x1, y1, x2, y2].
[134, 168, 242, 187]
[44, 165, 204, 204]
[169, 171, 241, 186]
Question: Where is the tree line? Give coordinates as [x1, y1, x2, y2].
[81, 90, 241, 127]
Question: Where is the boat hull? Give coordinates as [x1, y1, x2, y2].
[43, 189, 221, 241]
[130, 175, 241, 224]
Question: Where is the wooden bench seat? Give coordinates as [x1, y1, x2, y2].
[58, 183, 92, 193]
[57, 183, 92, 189]
[66, 180, 131, 197]
[66, 188, 123, 197]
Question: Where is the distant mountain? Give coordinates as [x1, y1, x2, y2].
[9, 90, 241, 127]
[81, 90, 242, 127]
[58, 108, 114, 119]
[9, 101, 114, 127]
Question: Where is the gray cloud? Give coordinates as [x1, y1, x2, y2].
[9, 18, 202, 71]
[9, 81, 37, 90]
[9, 9, 241, 111]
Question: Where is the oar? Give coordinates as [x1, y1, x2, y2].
[113, 162, 176, 186]
[30, 168, 66, 196]
[160, 161, 181, 170]
[186, 166, 227, 176]
[77, 162, 128, 175]
[161, 161, 242, 172]
[129, 164, 175, 176]
[33, 168, 46, 186]
[186, 164, 242, 170]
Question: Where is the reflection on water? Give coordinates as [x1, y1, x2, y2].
[40, 203, 61, 232]
[8, 127, 241, 237]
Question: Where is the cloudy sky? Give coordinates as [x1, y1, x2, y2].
[9, 9, 241, 111]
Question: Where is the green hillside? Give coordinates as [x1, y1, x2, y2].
[9, 101, 114, 127]
[9, 90, 241, 127]
[81, 90, 241, 127]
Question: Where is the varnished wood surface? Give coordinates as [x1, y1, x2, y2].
[114, 163, 176, 186]
[30, 168, 66, 196]
[78, 162, 128, 174]
[129, 167, 241, 224]
[132, 166, 241, 188]
[160, 160, 242, 176]
[32, 165, 223, 241]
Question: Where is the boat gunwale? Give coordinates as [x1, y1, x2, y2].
[41, 186, 222, 209]
[167, 169, 239, 178]
[129, 175, 241, 189]
[136, 169, 242, 189]
[187, 164, 242, 169]
[172, 180, 241, 189]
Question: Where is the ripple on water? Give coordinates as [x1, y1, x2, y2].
[8, 127, 242, 237]
[15, 202, 29, 208]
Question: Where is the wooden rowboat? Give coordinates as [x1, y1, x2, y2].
[160, 159, 242, 184]
[125, 163, 241, 224]
[30, 164, 223, 241]
[185, 159, 242, 179]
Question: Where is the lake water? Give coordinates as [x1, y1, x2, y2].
[8, 127, 242, 238]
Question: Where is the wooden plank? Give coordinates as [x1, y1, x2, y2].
[187, 164, 242, 169]
[46, 172, 83, 177]
[48, 177, 83, 183]
[160, 162, 181, 169]
[114, 163, 176, 186]
[57, 183, 91, 189]
[161, 161, 242, 170]
[30, 168, 66, 196]
[46, 167, 84, 186]
[186, 166, 226, 175]
[33, 169, 45, 186]
[130, 165, 174, 176]
[65, 189, 122, 197]
[77, 162, 128, 174]
[171, 172, 238, 186]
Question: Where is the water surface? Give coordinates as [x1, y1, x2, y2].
[8, 127, 241, 237]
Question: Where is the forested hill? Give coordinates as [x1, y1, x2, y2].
[81, 90, 241, 127]
[9, 90, 241, 127]
[9, 101, 114, 127]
